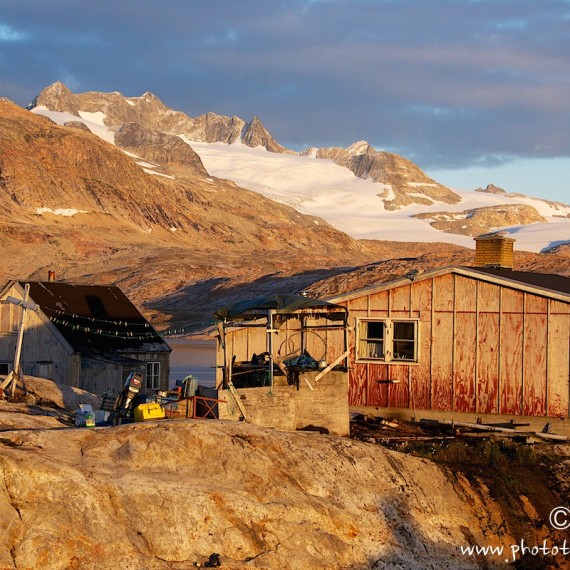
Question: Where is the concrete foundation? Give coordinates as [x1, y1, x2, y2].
[219, 370, 349, 436]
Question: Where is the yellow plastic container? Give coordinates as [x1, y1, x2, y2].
[134, 403, 165, 422]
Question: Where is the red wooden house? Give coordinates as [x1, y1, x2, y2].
[326, 236, 570, 428]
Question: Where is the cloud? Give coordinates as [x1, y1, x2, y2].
[1, 0, 569, 174]
[0, 23, 29, 41]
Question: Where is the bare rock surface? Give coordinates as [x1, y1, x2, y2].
[241, 116, 290, 154]
[114, 122, 208, 176]
[413, 203, 546, 236]
[23, 376, 102, 411]
[0, 376, 100, 431]
[0, 418, 511, 570]
[32, 82, 259, 150]
[312, 141, 461, 210]
[475, 184, 507, 195]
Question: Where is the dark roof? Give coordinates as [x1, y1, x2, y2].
[468, 267, 570, 296]
[25, 281, 170, 355]
[214, 294, 347, 321]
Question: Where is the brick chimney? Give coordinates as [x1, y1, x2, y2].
[474, 234, 515, 269]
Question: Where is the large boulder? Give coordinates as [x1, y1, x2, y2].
[0, 419, 514, 569]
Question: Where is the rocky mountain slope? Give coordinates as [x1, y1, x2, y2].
[304, 141, 461, 210]
[29, 83, 570, 251]
[413, 203, 547, 237]
[29, 83, 461, 210]
[31, 82, 285, 151]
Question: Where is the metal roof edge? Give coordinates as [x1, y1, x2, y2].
[324, 266, 570, 304]
[455, 267, 570, 302]
[324, 266, 457, 303]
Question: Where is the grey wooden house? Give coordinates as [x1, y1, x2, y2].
[0, 280, 171, 395]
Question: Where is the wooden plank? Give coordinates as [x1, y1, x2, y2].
[234, 328, 249, 362]
[455, 275, 477, 313]
[0, 304, 10, 332]
[454, 312, 477, 412]
[547, 307, 569, 417]
[431, 312, 453, 410]
[325, 328, 346, 362]
[478, 281, 500, 313]
[314, 350, 350, 382]
[411, 279, 432, 315]
[350, 363, 368, 406]
[525, 294, 547, 315]
[369, 291, 389, 313]
[228, 382, 249, 421]
[368, 363, 389, 407]
[432, 273, 454, 312]
[388, 364, 410, 408]
[550, 299, 570, 315]
[500, 312, 523, 414]
[390, 284, 411, 315]
[501, 288, 523, 314]
[477, 313, 499, 413]
[304, 315, 327, 361]
[348, 297, 368, 312]
[248, 327, 267, 358]
[523, 313, 547, 416]
[411, 280, 432, 409]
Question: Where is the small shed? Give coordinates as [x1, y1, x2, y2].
[0, 280, 171, 395]
[326, 244, 570, 430]
[214, 295, 350, 435]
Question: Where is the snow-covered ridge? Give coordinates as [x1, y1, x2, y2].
[186, 141, 570, 253]
[30, 105, 570, 253]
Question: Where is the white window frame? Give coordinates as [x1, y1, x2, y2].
[356, 318, 419, 363]
[146, 361, 161, 391]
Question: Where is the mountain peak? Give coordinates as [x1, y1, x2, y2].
[28, 81, 79, 114]
[475, 183, 507, 195]
[241, 116, 288, 153]
[346, 140, 372, 156]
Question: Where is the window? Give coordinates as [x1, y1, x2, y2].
[146, 361, 161, 391]
[358, 320, 385, 359]
[357, 319, 419, 363]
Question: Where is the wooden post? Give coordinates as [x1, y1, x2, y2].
[0, 284, 32, 399]
[314, 350, 350, 382]
[267, 309, 276, 387]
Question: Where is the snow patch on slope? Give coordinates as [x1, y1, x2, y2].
[35, 207, 87, 217]
[31, 106, 115, 144]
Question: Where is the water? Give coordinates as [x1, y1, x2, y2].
[167, 338, 217, 388]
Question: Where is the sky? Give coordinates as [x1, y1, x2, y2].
[1, 0, 569, 203]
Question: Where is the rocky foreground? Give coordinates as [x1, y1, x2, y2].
[1, 379, 568, 569]
[0, 419, 491, 570]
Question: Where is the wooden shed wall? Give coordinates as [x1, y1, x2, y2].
[215, 315, 346, 388]
[0, 284, 75, 385]
[340, 274, 570, 418]
[0, 284, 170, 396]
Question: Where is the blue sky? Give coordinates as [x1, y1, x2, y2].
[1, 0, 569, 203]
